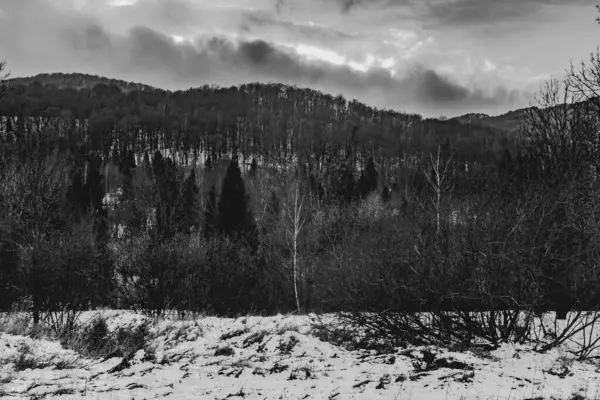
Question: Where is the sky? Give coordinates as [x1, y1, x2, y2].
[0, 0, 597, 117]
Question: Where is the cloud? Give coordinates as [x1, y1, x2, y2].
[241, 12, 361, 45]
[298, 0, 591, 27]
[0, 0, 532, 116]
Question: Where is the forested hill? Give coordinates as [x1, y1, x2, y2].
[8, 73, 160, 93]
[0, 72, 520, 165]
[7, 73, 532, 135]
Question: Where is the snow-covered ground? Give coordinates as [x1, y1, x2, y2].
[2, 310, 600, 399]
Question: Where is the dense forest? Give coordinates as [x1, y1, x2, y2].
[1, 50, 600, 347]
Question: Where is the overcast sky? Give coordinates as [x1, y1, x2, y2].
[0, 0, 597, 117]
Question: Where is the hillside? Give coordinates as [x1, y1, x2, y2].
[1, 72, 523, 162]
[7, 72, 160, 93]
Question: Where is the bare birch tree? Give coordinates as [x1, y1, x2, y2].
[423, 143, 454, 235]
[281, 180, 309, 313]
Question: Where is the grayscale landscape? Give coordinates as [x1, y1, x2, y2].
[1, 1, 600, 399]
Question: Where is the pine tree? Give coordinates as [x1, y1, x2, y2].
[176, 169, 199, 233]
[153, 150, 165, 177]
[249, 158, 258, 178]
[117, 150, 143, 237]
[141, 150, 151, 174]
[125, 149, 137, 169]
[203, 184, 218, 240]
[217, 160, 258, 247]
[204, 154, 213, 171]
[357, 171, 370, 199]
[153, 157, 180, 240]
[382, 186, 391, 203]
[66, 165, 87, 222]
[364, 156, 378, 193]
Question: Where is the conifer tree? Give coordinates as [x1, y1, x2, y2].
[153, 157, 180, 240]
[249, 158, 258, 178]
[176, 169, 199, 233]
[382, 186, 391, 203]
[357, 172, 370, 199]
[66, 165, 87, 222]
[116, 149, 143, 237]
[364, 156, 378, 193]
[141, 150, 151, 174]
[125, 149, 137, 169]
[204, 154, 213, 171]
[217, 159, 258, 247]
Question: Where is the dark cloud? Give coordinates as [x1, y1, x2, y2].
[242, 13, 361, 44]
[0, 0, 529, 116]
[306, 0, 591, 26]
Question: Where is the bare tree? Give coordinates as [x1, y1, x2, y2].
[0, 60, 9, 100]
[423, 143, 454, 235]
[522, 78, 600, 183]
[281, 180, 309, 313]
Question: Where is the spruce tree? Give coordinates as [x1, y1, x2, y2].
[153, 150, 165, 177]
[364, 156, 378, 193]
[154, 157, 180, 240]
[217, 159, 258, 247]
[204, 154, 213, 171]
[357, 172, 370, 199]
[66, 165, 87, 223]
[382, 186, 391, 203]
[249, 158, 258, 178]
[176, 169, 199, 233]
[141, 150, 151, 174]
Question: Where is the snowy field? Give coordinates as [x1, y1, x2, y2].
[1, 310, 600, 399]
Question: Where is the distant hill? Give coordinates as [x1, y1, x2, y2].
[8, 72, 160, 93]
[449, 113, 491, 124]
[4, 72, 538, 146]
[450, 109, 535, 135]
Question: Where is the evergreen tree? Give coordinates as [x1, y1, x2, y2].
[382, 186, 391, 203]
[66, 165, 87, 222]
[117, 150, 143, 237]
[141, 150, 151, 174]
[176, 169, 199, 233]
[357, 172, 370, 199]
[124, 149, 137, 169]
[249, 158, 258, 178]
[153, 157, 180, 240]
[203, 184, 218, 240]
[153, 150, 165, 177]
[364, 156, 378, 193]
[217, 160, 258, 247]
[204, 154, 213, 171]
